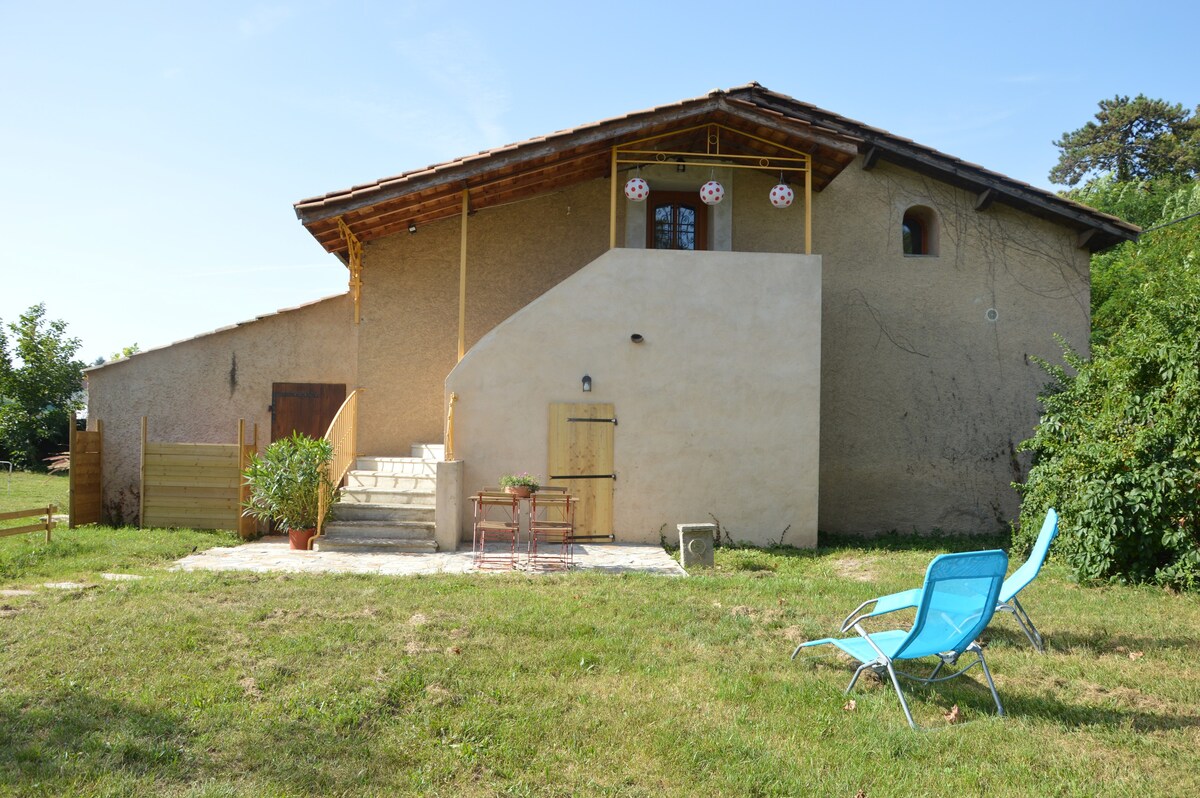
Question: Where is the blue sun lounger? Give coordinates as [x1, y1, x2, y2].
[830, 509, 1061, 652]
[792, 549, 1008, 729]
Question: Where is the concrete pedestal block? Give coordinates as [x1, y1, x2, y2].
[435, 459, 463, 552]
[678, 523, 716, 568]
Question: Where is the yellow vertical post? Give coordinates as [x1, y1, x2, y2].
[68, 411, 76, 529]
[609, 147, 618, 250]
[458, 191, 469, 362]
[139, 416, 147, 529]
[804, 158, 812, 255]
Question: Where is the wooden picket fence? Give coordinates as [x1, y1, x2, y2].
[0, 506, 56, 542]
[139, 418, 257, 536]
[69, 413, 103, 527]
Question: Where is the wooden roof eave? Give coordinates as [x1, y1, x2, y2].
[299, 95, 863, 254]
[737, 88, 1141, 251]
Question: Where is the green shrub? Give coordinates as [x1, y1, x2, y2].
[241, 432, 339, 533]
[1016, 220, 1200, 589]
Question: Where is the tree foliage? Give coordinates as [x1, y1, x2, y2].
[1071, 178, 1200, 346]
[0, 304, 86, 469]
[1050, 95, 1200, 186]
[1016, 216, 1200, 589]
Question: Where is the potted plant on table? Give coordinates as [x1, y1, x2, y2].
[499, 471, 540, 499]
[241, 432, 340, 550]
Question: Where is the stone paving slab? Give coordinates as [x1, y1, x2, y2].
[172, 536, 686, 577]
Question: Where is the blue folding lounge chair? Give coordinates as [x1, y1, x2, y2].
[792, 549, 1008, 729]
[831, 509, 1061, 652]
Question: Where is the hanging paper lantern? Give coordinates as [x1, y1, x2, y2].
[624, 177, 650, 201]
[699, 180, 724, 205]
[769, 183, 795, 208]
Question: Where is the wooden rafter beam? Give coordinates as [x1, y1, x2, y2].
[861, 146, 881, 171]
[975, 188, 997, 211]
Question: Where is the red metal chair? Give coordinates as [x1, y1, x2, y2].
[472, 490, 519, 570]
[528, 490, 576, 571]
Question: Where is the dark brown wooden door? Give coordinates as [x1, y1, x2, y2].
[270, 383, 346, 442]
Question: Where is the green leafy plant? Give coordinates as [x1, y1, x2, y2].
[498, 472, 539, 491]
[1015, 217, 1200, 589]
[241, 432, 339, 532]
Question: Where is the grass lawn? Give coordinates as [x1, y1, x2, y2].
[0, 526, 1198, 797]
[0, 470, 69, 525]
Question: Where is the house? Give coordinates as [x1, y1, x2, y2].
[85, 83, 1139, 547]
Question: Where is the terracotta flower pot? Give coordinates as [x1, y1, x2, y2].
[505, 486, 532, 498]
[289, 527, 317, 550]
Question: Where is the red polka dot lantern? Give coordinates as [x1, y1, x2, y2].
[769, 182, 795, 208]
[624, 176, 650, 202]
[699, 180, 724, 205]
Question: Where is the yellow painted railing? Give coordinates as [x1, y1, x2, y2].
[314, 388, 361, 544]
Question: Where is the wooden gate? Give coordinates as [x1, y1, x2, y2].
[271, 383, 346, 441]
[547, 403, 615, 539]
[140, 418, 257, 536]
[68, 413, 102, 528]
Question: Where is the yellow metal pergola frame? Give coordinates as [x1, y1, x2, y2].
[607, 123, 813, 254]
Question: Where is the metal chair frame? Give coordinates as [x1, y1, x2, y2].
[471, 490, 519, 570]
[793, 550, 1009, 730]
[528, 491, 576, 571]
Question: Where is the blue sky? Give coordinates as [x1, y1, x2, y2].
[1, 0, 1196, 363]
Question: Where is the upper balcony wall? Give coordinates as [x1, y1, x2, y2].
[446, 248, 822, 547]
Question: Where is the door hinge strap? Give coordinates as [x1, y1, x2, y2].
[567, 417, 617, 425]
[550, 474, 616, 481]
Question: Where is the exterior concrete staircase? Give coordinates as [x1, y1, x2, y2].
[313, 444, 443, 553]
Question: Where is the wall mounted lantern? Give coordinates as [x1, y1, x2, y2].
[408, 222, 417, 234]
[582, 374, 592, 393]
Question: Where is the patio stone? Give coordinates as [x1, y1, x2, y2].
[172, 536, 686, 577]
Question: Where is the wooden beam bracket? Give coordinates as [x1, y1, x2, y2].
[337, 217, 364, 325]
[861, 146, 881, 171]
[975, 188, 997, 212]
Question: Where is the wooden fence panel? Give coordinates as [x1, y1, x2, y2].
[140, 418, 256, 532]
[69, 414, 103, 528]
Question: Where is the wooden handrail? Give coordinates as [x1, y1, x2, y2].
[315, 389, 361, 543]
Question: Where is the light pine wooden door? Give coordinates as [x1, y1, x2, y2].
[548, 403, 615, 539]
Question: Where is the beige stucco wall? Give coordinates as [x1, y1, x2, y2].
[812, 160, 1090, 534]
[86, 294, 358, 523]
[446, 248, 823, 547]
[89, 147, 1090, 540]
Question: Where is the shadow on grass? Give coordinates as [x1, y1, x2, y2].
[0, 690, 190, 788]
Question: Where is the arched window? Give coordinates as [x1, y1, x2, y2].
[647, 191, 709, 250]
[902, 206, 937, 256]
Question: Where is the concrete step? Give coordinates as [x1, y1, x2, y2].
[339, 487, 436, 507]
[332, 501, 434, 523]
[321, 520, 436, 540]
[346, 471, 436, 492]
[356, 456, 436, 476]
[313, 536, 438, 554]
[411, 443, 444, 460]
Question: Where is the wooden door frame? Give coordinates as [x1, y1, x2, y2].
[646, 190, 710, 251]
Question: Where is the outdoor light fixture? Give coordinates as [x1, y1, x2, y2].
[582, 374, 592, 393]
[408, 222, 417, 234]
[624, 176, 649, 201]
[630, 333, 644, 344]
[675, 157, 686, 173]
[769, 178, 795, 208]
[700, 179, 725, 205]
